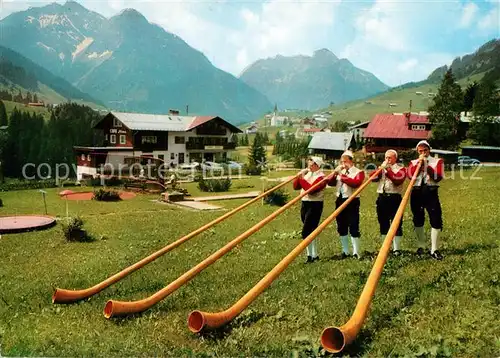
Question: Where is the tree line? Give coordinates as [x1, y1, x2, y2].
[0, 89, 40, 104]
[0, 102, 103, 180]
[429, 69, 500, 149]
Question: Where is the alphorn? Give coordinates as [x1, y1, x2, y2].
[104, 172, 336, 318]
[320, 159, 422, 353]
[187, 167, 383, 333]
[52, 174, 299, 304]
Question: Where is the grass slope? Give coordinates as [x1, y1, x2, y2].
[243, 72, 485, 129]
[3, 100, 51, 119]
[0, 168, 499, 357]
[321, 73, 485, 123]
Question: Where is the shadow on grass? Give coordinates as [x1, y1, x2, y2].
[444, 243, 497, 256]
[197, 310, 267, 341]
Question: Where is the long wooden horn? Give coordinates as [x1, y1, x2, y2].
[187, 168, 383, 333]
[320, 160, 423, 353]
[103, 172, 336, 318]
[52, 174, 299, 304]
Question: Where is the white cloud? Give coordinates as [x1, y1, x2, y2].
[397, 58, 418, 72]
[459, 2, 478, 28]
[226, 0, 340, 75]
[478, 2, 499, 30]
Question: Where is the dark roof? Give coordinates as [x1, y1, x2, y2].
[94, 112, 242, 133]
[308, 132, 354, 151]
[364, 113, 431, 140]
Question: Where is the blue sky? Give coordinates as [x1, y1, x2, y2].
[1, 0, 499, 86]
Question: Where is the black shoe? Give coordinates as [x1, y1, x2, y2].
[430, 250, 443, 260]
[305, 256, 313, 263]
[352, 253, 360, 260]
[340, 252, 349, 259]
[311, 256, 320, 262]
[416, 247, 425, 256]
[393, 250, 402, 257]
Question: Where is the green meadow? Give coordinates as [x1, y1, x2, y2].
[0, 168, 498, 357]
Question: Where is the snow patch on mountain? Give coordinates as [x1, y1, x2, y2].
[36, 42, 56, 52]
[87, 50, 113, 59]
[72, 37, 94, 61]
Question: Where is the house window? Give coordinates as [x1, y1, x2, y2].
[113, 117, 122, 127]
[411, 124, 426, 131]
[120, 135, 126, 144]
[110, 134, 116, 144]
[179, 153, 185, 164]
[175, 136, 185, 144]
[142, 136, 157, 144]
[81, 154, 85, 161]
[87, 155, 91, 162]
[170, 153, 175, 160]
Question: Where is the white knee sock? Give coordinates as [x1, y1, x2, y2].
[380, 234, 386, 242]
[393, 236, 402, 251]
[340, 235, 349, 254]
[351, 237, 360, 256]
[310, 239, 318, 258]
[414, 226, 425, 248]
[306, 244, 312, 257]
[431, 228, 440, 253]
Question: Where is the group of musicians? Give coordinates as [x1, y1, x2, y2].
[293, 140, 444, 263]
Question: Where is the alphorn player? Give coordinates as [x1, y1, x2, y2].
[330, 150, 365, 259]
[371, 149, 406, 255]
[293, 156, 328, 263]
[407, 140, 444, 260]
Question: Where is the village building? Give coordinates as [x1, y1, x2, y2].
[73, 110, 241, 180]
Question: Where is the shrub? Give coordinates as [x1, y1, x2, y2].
[61, 216, 91, 242]
[264, 186, 290, 206]
[198, 177, 232, 192]
[245, 164, 262, 176]
[0, 198, 3, 207]
[93, 188, 122, 201]
[105, 177, 123, 187]
[0, 179, 57, 192]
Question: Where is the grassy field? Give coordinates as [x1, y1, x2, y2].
[3, 100, 51, 119]
[0, 168, 499, 357]
[244, 72, 485, 128]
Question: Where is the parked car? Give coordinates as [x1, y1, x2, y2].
[179, 162, 200, 170]
[201, 161, 223, 170]
[457, 156, 481, 166]
[226, 161, 243, 169]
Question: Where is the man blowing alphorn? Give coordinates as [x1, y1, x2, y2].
[371, 149, 406, 255]
[293, 156, 329, 263]
[407, 140, 444, 260]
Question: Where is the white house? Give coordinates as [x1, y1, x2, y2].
[74, 110, 242, 180]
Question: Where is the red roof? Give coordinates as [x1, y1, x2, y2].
[303, 128, 321, 133]
[364, 113, 431, 139]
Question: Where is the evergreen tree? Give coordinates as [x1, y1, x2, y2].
[248, 132, 266, 175]
[25, 91, 33, 104]
[33, 93, 39, 103]
[14, 90, 23, 103]
[469, 79, 500, 146]
[0, 100, 7, 127]
[0, 130, 6, 183]
[463, 81, 478, 114]
[428, 69, 463, 149]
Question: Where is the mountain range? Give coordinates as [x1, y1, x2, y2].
[239, 49, 390, 111]
[0, 1, 272, 124]
[0, 1, 498, 124]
